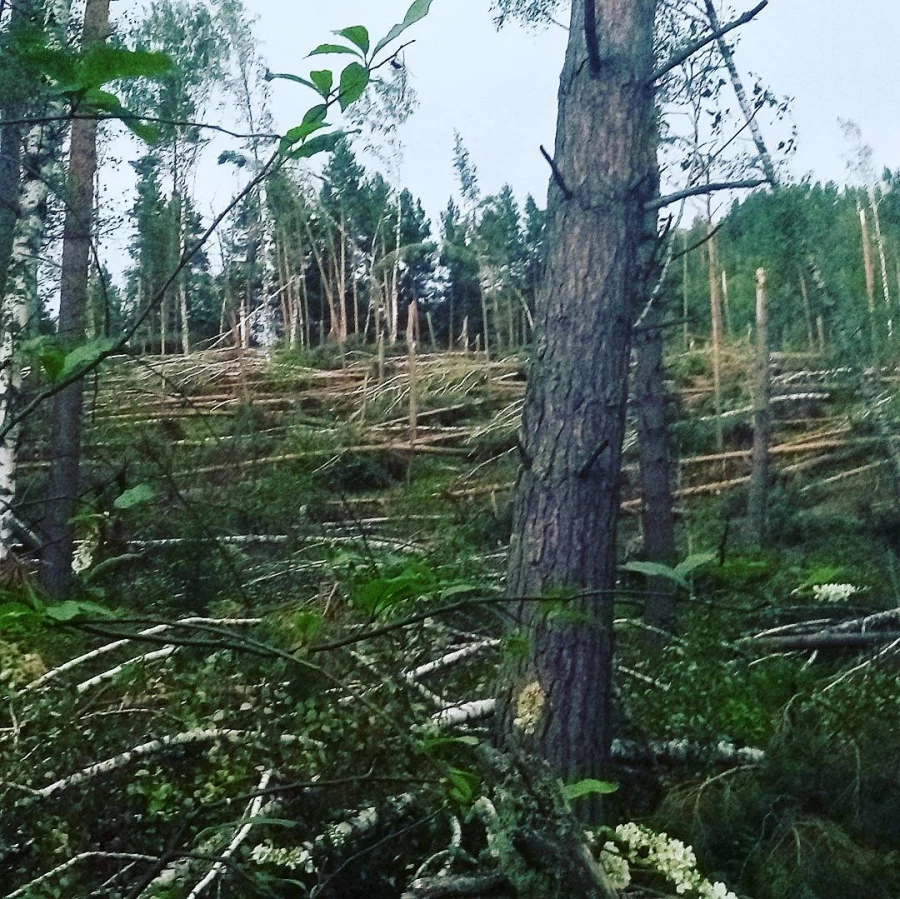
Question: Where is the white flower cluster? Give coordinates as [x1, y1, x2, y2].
[612, 823, 738, 899]
[812, 582, 860, 603]
[250, 840, 314, 873]
[599, 842, 632, 889]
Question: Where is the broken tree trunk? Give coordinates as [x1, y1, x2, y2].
[746, 268, 771, 547]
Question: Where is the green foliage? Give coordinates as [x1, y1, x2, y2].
[113, 483, 156, 510]
[563, 779, 618, 801]
[622, 551, 716, 593]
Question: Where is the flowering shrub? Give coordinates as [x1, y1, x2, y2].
[811, 583, 860, 603]
[595, 823, 739, 898]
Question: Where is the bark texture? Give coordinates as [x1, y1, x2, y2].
[41, 0, 110, 596]
[634, 301, 677, 634]
[499, 0, 659, 806]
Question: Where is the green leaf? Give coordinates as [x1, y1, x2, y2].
[75, 46, 172, 90]
[82, 87, 122, 112]
[563, 779, 619, 801]
[280, 104, 328, 153]
[265, 70, 317, 91]
[444, 767, 479, 807]
[307, 43, 360, 58]
[355, 562, 437, 617]
[420, 734, 479, 755]
[309, 69, 333, 97]
[621, 560, 688, 592]
[287, 131, 344, 160]
[338, 62, 369, 111]
[673, 551, 717, 579]
[336, 26, 370, 56]
[114, 484, 156, 510]
[372, 0, 434, 58]
[41, 599, 113, 621]
[58, 337, 117, 382]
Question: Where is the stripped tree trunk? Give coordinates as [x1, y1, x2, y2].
[389, 191, 401, 344]
[41, 0, 110, 596]
[407, 299, 418, 445]
[173, 148, 190, 355]
[498, 0, 658, 818]
[746, 268, 770, 547]
[859, 203, 879, 366]
[707, 224, 725, 455]
[257, 180, 279, 346]
[868, 185, 892, 342]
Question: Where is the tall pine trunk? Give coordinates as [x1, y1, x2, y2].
[41, 0, 110, 596]
[498, 0, 658, 811]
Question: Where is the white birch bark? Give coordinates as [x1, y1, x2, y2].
[868, 185, 892, 339]
[256, 179, 279, 346]
[0, 0, 72, 561]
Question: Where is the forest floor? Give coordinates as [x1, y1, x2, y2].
[3, 343, 900, 898]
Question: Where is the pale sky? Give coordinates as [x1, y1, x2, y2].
[252, 0, 900, 218]
[99, 1, 900, 276]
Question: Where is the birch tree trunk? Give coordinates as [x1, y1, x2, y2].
[256, 180, 279, 346]
[173, 146, 190, 355]
[41, 0, 110, 596]
[859, 203, 879, 366]
[498, 0, 659, 814]
[0, 0, 72, 562]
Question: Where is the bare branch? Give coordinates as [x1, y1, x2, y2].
[647, 178, 767, 211]
[650, 0, 768, 84]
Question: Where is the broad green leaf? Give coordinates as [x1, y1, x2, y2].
[114, 484, 156, 510]
[336, 26, 370, 56]
[309, 69, 333, 97]
[58, 337, 117, 382]
[307, 43, 359, 58]
[673, 551, 717, 579]
[45, 601, 91, 622]
[621, 560, 688, 591]
[280, 104, 328, 153]
[82, 87, 122, 112]
[287, 131, 345, 160]
[372, 0, 434, 58]
[420, 734, 479, 754]
[265, 70, 317, 91]
[75, 47, 172, 90]
[338, 62, 369, 111]
[444, 767, 479, 806]
[563, 779, 619, 801]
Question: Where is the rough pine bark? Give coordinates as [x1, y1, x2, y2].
[498, 0, 659, 810]
[41, 0, 110, 596]
[634, 301, 677, 635]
